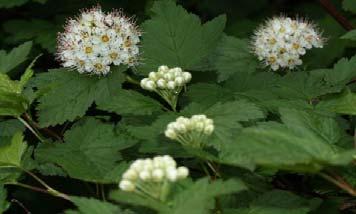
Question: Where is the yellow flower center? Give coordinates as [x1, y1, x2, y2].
[81, 32, 89, 38]
[124, 39, 132, 47]
[101, 35, 110, 42]
[293, 43, 300, 49]
[85, 47, 93, 54]
[269, 38, 277, 45]
[268, 56, 276, 64]
[94, 63, 103, 70]
[110, 52, 118, 59]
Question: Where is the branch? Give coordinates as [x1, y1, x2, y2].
[318, 0, 354, 31]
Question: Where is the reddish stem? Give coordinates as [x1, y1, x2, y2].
[318, 0, 354, 31]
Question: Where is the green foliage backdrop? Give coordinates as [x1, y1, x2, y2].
[0, 0, 356, 213]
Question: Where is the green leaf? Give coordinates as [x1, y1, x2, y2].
[212, 35, 258, 82]
[35, 118, 137, 183]
[138, 1, 226, 74]
[110, 190, 169, 212]
[0, 41, 32, 73]
[341, 30, 356, 41]
[125, 113, 188, 156]
[0, 119, 24, 145]
[3, 19, 60, 52]
[0, 132, 27, 167]
[182, 83, 234, 107]
[96, 90, 162, 116]
[343, 0, 356, 13]
[244, 190, 321, 214]
[317, 89, 356, 115]
[184, 100, 265, 149]
[169, 178, 247, 214]
[219, 108, 355, 172]
[67, 196, 134, 214]
[0, 0, 28, 8]
[32, 68, 125, 127]
[0, 185, 9, 213]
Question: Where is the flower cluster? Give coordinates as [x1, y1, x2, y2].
[57, 6, 141, 75]
[119, 155, 189, 201]
[140, 65, 192, 110]
[165, 115, 214, 148]
[252, 16, 324, 71]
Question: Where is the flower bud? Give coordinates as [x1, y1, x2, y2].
[139, 170, 152, 181]
[145, 80, 156, 91]
[165, 129, 177, 139]
[175, 76, 184, 86]
[158, 65, 169, 72]
[177, 166, 189, 179]
[182, 72, 192, 82]
[152, 169, 164, 182]
[149, 71, 157, 79]
[157, 79, 167, 88]
[167, 81, 176, 89]
[166, 167, 178, 182]
[204, 124, 214, 135]
[119, 180, 135, 192]
[122, 169, 138, 181]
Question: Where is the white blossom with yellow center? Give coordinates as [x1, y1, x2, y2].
[252, 16, 324, 71]
[57, 6, 141, 75]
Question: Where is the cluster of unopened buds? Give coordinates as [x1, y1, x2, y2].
[57, 6, 141, 75]
[252, 16, 324, 71]
[140, 65, 192, 111]
[165, 115, 214, 148]
[119, 155, 189, 201]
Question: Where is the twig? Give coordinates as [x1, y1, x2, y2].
[319, 172, 356, 197]
[23, 113, 62, 141]
[6, 182, 71, 201]
[17, 117, 45, 143]
[318, 0, 354, 31]
[11, 199, 31, 214]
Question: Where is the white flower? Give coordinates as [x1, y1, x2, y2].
[252, 16, 324, 71]
[165, 115, 214, 148]
[57, 5, 141, 75]
[119, 155, 189, 201]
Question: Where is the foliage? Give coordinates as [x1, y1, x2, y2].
[0, 0, 356, 213]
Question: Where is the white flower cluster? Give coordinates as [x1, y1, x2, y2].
[140, 65, 192, 91]
[165, 115, 214, 148]
[57, 6, 141, 75]
[252, 16, 324, 71]
[119, 155, 189, 200]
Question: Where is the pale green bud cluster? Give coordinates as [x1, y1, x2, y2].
[140, 65, 192, 111]
[119, 155, 189, 201]
[165, 115, 214, 148]
[140, 65, 191, 91]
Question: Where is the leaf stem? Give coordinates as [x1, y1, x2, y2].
[23, 113, 62, 141]
[126, 75, 140, 85]
[17, 167, 71, 201]
[6, 182, 71, 201]
[319, 172, 356, 196]
[17, 116, 45, 143]
[318, 0, 354, 31]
